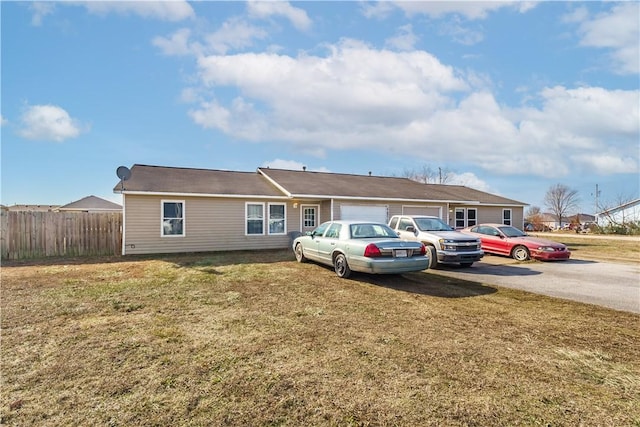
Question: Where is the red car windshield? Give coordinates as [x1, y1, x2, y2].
[497, 226, 527, 238]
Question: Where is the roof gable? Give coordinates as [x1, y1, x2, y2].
[59, 195, 121, 211]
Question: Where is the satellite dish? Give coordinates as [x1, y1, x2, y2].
[116, 166, 131, 181]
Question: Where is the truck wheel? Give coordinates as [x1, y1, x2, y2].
[426, 246, 437, 269]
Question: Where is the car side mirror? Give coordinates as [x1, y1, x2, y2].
[406, 226, 415, 232]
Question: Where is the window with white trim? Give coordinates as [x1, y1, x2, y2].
[503, 209, 512, 226]
[246, 203, 264, 235]
[467, 208, 477, 227]
[162, 200, 185, 236]
[455, 208, 465, 228]
[268, 203, 286, 235]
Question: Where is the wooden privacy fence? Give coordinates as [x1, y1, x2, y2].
[1, 211, 122, 260]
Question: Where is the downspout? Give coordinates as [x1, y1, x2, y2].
[121, 194, 126, 255]
[331, 198, 335, 221]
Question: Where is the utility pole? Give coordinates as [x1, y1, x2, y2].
[593, 184, 601, 224]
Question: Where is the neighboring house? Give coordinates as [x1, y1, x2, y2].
[596, 198, 640, 226]
[58, 195, 122, 213]
[114, 164, 527, 255]
[540, 212, 569, 230]
[6, 204, 61, 212]
[6, 196, 121, 213]
[569, 213, 596, 225]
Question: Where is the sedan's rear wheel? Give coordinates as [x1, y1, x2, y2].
[334, 254, 352, 278]
[294, 243, 307, 263]
[512, 245, 530, 261]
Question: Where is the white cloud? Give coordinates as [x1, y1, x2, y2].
[153, 28, 198, 56]
[80, 0, 194, 22]
[385, 24, 418, 51]
[262, 159, 306, 171]
[17, 105, 87, 142]
[572, 153, 638, 175]
[205, 17, 269, 55]
[247, 1, 312, 31]
[0, 115, 7, 126]
[447, 172, 495, 193]
[29, 2, 55, 26]
[573, 2, 640, 75]
[186, 41, 638, 180]
[391, 1, 537, 20]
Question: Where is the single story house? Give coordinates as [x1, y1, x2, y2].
[596, 198, 640, 226]
[58, 195, 122, 213]
[6, 196, 121, 213]
[114, 164, 527, 255]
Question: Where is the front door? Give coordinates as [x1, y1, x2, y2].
[301, 205, 319, 234]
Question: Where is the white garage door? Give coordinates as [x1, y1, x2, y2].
[340, 205, 388, 223]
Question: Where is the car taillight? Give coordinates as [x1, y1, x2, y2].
[364, 243, 382, 257]
[419, 243, 426, 256]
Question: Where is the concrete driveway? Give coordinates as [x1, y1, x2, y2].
[432, 255, 640, 314]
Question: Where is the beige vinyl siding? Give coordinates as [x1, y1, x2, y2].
[123, 195, 294, 255]
[400, 205, 445, 217]
[463, 205, 524, 227]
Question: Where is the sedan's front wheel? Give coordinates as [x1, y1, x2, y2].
[294, 243, 307, 263]
[334, 254, 352, 278]
[512, 245, 530, 261]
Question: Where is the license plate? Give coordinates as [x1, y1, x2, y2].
[395, 250, 408, 258]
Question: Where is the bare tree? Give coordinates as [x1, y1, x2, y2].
[402, 165, 453, 184]
[525, 206, 541, 218]
[597, 193, 639, 226]
[544, 184, 580, 227]
[525, 206, 545, 231]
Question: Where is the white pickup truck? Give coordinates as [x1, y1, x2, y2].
[388, 215, 484, 269]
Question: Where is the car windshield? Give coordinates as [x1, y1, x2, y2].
[498, 226, 527, 237]
[414, 217, 453, 231]
[350, 223, 398, 239]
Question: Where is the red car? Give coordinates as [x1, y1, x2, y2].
[461, 223, 571, 261]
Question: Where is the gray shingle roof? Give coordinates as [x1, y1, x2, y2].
[113, 164, 526, 206]
[113, 164, 286, 197]
[258, 168, 526, 205]
[59, 195, 122, 211]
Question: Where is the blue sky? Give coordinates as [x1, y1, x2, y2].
[2, 1, 639, 214]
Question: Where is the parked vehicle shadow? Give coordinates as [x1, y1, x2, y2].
[354, 271, 497, 298]
[436, 263, 542, 277]
[2, 249, 294, 269]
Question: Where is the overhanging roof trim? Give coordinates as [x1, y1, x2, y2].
[121, 191, 291, 200]
[257, 169, 292, 197]
[290, 194, 477, 204]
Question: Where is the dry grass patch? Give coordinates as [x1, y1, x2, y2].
[2, 250, 639, 426]
[531, 233, 640, 264]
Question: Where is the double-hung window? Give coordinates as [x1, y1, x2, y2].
[246, 203, 264, 235]
[162, 200, 185, 236]
[268, 203, 286, 235]
[467, 208, 477, 227]
[503, 209, 512, 226]
[455, 208, 466, 229]
[247, 203, 287, 235]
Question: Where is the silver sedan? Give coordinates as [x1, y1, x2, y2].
[292, 220, 429, 278]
